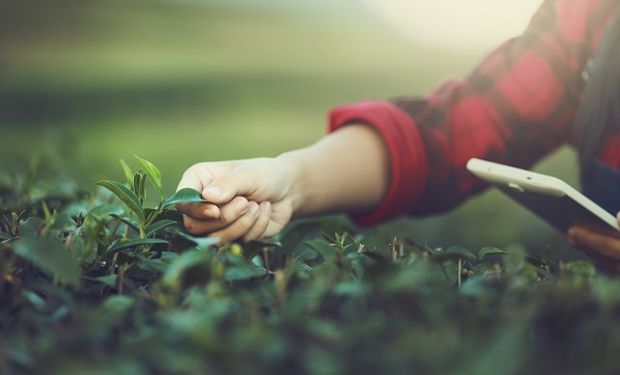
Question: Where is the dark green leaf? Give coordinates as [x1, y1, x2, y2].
[107, 238, 168, 254]
[110, 214, 140, 233]
[224, 265, 268, 281]
[162, 250, 212, 288]
[175, 231, 219, 250]
[333, 281, 369, 297]
[361, 251, 388, 262]
[133, 172, 147, 203]
[22, 290, 47, 311]
[305, 239, 337, 262]
[134, 155, 162, 192]
[563, 261, 596, 278]
[13, 237, 81, 285]
[97, 180, 145, 224]
[146, 219, 178, 237]
[86, 274, 118, 287]
[432, 246, 477, 263]
[478, 246, 505, 259]
[87, 203, 125, 220]
[162, 188, 207, 209]
[49, 213, 76, 232]
[19, 217, 44, 237]
[103, 295, 135, 312]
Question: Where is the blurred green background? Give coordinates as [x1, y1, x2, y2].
[1, 0, 579, 258]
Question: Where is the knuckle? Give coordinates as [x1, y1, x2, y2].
[188, 162, 206, 173]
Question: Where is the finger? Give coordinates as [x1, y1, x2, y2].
[569, 226, 620, 261]
[176, 202, 221, 220]
[175, 165, 220, 219]
[183, 197, 249, 235]
[262, 220, 284, 239]
[243, 201, 271, 242]
[210, 201, 261, 243]
[176, 165, 212, 192]
[201, 167, 259, 205]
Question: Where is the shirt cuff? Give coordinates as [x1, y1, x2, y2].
[327, 100, 428, 226]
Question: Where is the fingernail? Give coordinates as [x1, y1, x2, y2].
[249, 203, 259, 215]
[203, 185, 222, 198]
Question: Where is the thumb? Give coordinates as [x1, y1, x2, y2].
[201, 168, 258, 204]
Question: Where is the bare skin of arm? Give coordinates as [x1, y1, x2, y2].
[175, 124, 389, 243]
[568, 213, 620, 273]
[177, 122, 620, 274]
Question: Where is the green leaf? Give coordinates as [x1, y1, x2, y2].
[134, 155, 162, 193]
[87, 203, 125, 221]
[49, 213, 76, 232]
[563, 260, 596, 278]
[162, 250, 212, 288]
[133, 172, 147, 203]
[305, 239, 337, 262]
[162, 188, 207, 209]
[19, 217, 44, 237]
[119, 159, 134, 186]
[87, 274, 118, 287]
[103, 295, 135, 312]
[22, 290, 47, 311]
[97, 180, 145, 224]
[13, 237, 81, 285]
[333, 281, 370, 297]
[433, 246, 478, 263]
[175, 231, 218, 250]
[107, 238, 168, 254]
[146, 219, 178, 237]
[110, 214, 140, 233]
[361, 251, 388, 263]
[478, 246, 505, 259]
[224, 265, 268, 281]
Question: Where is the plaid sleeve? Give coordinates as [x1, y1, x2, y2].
[329, 0, 616, 225]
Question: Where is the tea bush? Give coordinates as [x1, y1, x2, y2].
[1, 157, 620, 374]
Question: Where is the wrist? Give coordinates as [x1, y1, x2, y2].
[276, 149, 311, 218]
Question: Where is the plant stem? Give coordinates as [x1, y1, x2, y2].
[457, 258, 462, 288]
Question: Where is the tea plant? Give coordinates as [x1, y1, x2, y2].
[1, 157, 620, 374]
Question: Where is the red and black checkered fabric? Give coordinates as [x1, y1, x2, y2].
[329, 0, 620, 226]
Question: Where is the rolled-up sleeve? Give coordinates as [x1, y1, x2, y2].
[327, 0, 615, 225]
[328, 100, 428, 226]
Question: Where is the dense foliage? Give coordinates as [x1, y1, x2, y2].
[2, 158, 620, 374]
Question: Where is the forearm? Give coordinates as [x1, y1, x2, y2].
[279, 124, 390, 218]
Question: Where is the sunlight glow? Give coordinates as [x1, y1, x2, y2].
[362, 0, 543, 51]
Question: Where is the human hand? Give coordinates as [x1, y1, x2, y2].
[567, 213, 620, 273]
[175, 158, 298, 243]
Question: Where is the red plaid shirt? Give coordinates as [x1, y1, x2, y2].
[328, 0, 620, 226]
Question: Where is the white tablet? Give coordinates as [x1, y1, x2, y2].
[466, 158, 620, 236]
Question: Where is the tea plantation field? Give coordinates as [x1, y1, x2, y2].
[1, 158, 619, 374]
